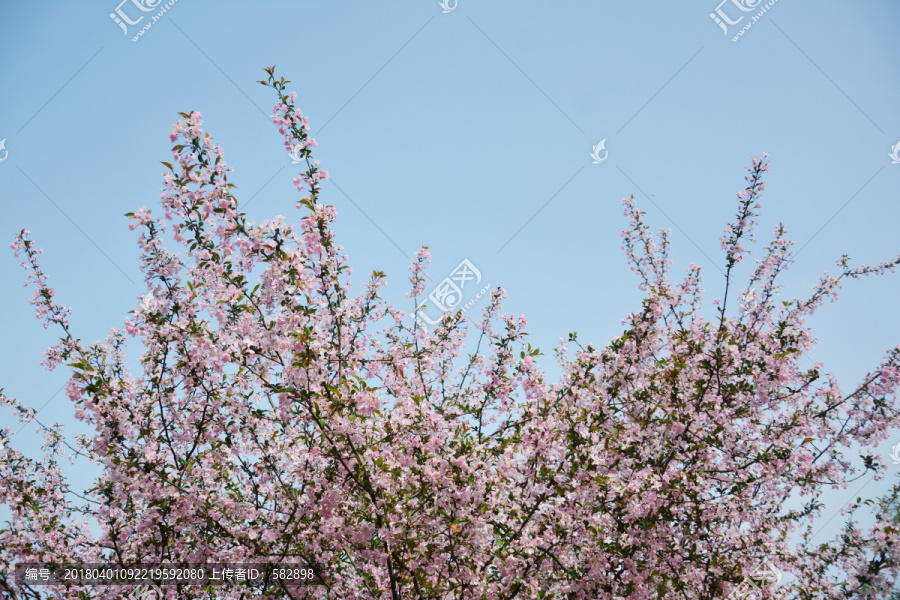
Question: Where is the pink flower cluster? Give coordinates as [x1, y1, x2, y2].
[2, 72, 899, 599]
[261, 67, 329, 208]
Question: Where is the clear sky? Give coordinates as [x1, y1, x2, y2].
[1, 0, 899, 573]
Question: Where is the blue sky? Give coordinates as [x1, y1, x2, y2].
[1, 0, 899, 570]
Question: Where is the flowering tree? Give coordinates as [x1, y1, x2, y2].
[2, 67, 900, 600]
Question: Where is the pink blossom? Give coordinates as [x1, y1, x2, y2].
[3, 75, 900, 600]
